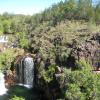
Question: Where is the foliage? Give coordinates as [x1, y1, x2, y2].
[95, 2, 100, 22]
[42, 65, 56, 82]
[96, 74, 100, 99]
[0, 0, 99, 100]
[10, 95, 25, 100]
[0, 0, 99, 36]
[0, 49, 17, 70]
[65, 84, 85, 100]
[60, 66, 98, 100]
[16, 32, 29, 49]
[37, 59, 100, 100]
[75, 58, 92, 71]
[8, 85, 39, 100]
[3, 19, 12, 33]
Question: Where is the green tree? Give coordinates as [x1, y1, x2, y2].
[59, 59, 98, 100]
[64, 0, 77, 19]
[77, 0, 93, 20]
[0, 49, 17, 70]
[16, 32, 29, 49]
[95, 2, 100, 22]
[3, 20, 11, 34]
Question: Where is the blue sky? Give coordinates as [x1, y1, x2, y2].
[0, 0, 99, 15]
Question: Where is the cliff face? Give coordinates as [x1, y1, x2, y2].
[68, 33, 100, 70]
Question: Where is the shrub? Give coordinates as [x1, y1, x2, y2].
[10, 95, 25, 100]
[75, 58, 92, 71]
[0, 49, 17, 70]
[42, 65, 56, 82]
[60, 65, 98, 100]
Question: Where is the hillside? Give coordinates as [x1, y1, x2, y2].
[0, 0, 100, 100]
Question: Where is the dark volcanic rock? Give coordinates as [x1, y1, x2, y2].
[4, 70, 16, 88]
[67, 33, 100, 70]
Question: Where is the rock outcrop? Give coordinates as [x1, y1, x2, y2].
[4, 70, 16, 88]
[67, 33, 100, 70]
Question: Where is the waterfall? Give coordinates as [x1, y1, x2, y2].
[0, 36, 8, 43]
[24, 57, 34, 86]
[16, 56, 34, 88]
[0, 72, 7, 95]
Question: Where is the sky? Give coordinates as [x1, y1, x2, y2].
[0, 0, 99, 15]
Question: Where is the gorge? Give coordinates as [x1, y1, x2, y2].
[0, 0, 100, 99]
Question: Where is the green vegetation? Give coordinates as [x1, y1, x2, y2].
[0, 0, 100, 100]
[8, 85, 38, 100]
[0, 49, 17, 70]
[62, 60, 97, 100]
[0, 0, 100, 35]
[10, 96, 25, 100]
[38, 59, 100, 100]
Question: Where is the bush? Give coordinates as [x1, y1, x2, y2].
[65, 84, 85, 100]
[42, 65, 56, 82]
[10, 95, 25, 100]
[60, 64, 98, 100]
[0, 49, 17, 70]
[76, 58, 92, 71]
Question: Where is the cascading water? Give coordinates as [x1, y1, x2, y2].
[16, 56, 34, 88]
[0, 35, 8, 43]
[0, 72, 7, 95]
[24, 57, 34, 87]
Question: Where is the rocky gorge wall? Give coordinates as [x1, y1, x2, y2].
[67, 33, 100, 70]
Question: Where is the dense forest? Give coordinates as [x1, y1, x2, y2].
[0, 0, 100, 100]
[0, 0, 100, 34]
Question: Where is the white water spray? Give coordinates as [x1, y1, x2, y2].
[0, 72, 7, 95]
[16, 56, 34, 88]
